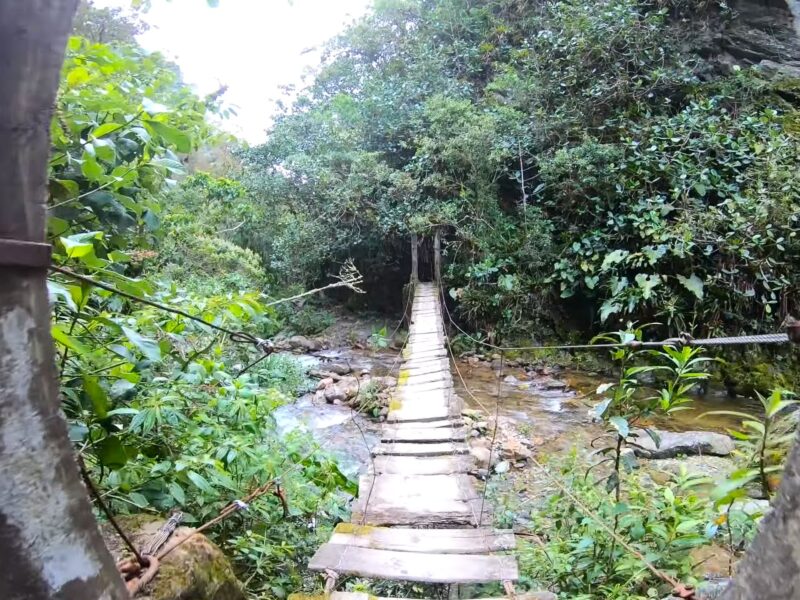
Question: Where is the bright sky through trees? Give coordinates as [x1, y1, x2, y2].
[94, 0, 370, 143]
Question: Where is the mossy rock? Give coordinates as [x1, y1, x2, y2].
[100, 515, 246, 600]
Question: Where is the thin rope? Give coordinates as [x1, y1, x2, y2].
[356, 282, 414, 526]
[478, 351, 503, 527]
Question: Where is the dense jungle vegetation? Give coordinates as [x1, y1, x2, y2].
[48, 1, 800, 599]
[245, 0, 800, 344]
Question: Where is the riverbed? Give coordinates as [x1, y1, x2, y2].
[274, 342, 760, 476]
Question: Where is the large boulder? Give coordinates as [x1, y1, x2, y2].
[630, 429, 735, 459]
[101, 515, 245, 600]
[325, 362, 352, 375]
[284, 335, 322, 352]
[322, 376, 360, 403]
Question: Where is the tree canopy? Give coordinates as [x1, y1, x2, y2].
[244, 0, 800, 339]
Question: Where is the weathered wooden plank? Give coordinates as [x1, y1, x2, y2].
[401, 363, 451, 376]
[371, 455, 475, 475]
[356, 473, 479, 502]
[402, 356, 450, 368]
[291, 593, 551, 600]
[308, 544, 518, 583]
[395, 381, 454, 395]
[329, 524, 516, 554]
[381, 426, 467, 442]
[388, 418, 464, 429]
[374, 442, 469, 456]
[350, 500, 481, 526]
[399, 371, 452, 386]
[387, 403, 460, 423]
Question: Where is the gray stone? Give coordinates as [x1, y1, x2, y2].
[327, 362, 352, 375]
[470, 446, 492, 469]
[494, 460, 511, 474]
[285, 335, 322, 352]
[630, 429, 734, 459]
[727, 499, 771, 517]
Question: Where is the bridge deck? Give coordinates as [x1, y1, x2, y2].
[305, 283, 520, 588]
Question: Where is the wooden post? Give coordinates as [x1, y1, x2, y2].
[410, 233, 419, 284]
[0, 2, 128, 598]
[434, 228, 442, 286]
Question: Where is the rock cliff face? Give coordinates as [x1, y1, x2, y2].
[693, 0, 800, 77]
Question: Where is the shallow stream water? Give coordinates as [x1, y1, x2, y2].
[275, 346, 761, 473]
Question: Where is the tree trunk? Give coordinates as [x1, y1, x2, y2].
[0, 2, 128, 599]
[720, 428, 800, 600]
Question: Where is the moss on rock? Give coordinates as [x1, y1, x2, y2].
[100, 515, 245, 600]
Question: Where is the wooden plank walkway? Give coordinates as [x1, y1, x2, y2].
[304, 282, 520, 590]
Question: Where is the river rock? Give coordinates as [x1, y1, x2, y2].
[541, 378, 567, 390]
[101, 515, 245, 600]
[503, 375, 520, 385]
[470, 446, 492, 469]
[323, 385, 347, 403]
[285, 335, 322, 352]
[326, 362, 352, 375]
[727, 499, 771, 517]
[648, 455, 734, 484]
[309, 369, 341, 381]
[316, 377, 334, 390]
[501, 438, 532, 461]
[630, 429, 734, 459]
[323, 376, 360, 403]
[494, 460, 511, 474]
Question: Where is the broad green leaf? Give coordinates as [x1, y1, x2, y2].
[609, 416, 629, 438]
[187, 470, 214, 494]
[81, 155, 104, 181]
[128, 492, 149, 508]
[634, 273, 660, 299]
[83, 376, 109, 418]
[51, 324, 89, 355]
[145, 120, 192, 153]
[91, 122, 123, 138]
[60, 236, 94, 258]
[599, 300, 621, 322]
[122, 326, 162, 362]
[677, 274, 704, 300]
[168, 481, 186, 504]
[47, 280, 78, 311]
[601, 249, 629, 269]
[97, 435, 128, 469]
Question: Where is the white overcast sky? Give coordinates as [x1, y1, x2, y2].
[93, 0, 371, 143]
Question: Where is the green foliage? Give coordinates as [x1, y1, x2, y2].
[278, 303, 336, 336]
[242, 0, 800, 340]
[50, 36, 216, 254]
[368, 326, 391, 350]
[702, 388, 798, 501]
[518, 457, 715, 599]
[591, 326, 712, 496]
[49, 22, 353, 595]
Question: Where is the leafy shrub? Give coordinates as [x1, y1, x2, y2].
[279, 304, 336, 336]
[517, 455, 715, 599]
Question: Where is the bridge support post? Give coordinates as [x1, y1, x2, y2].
[434, 228, 442, 286]
[410, 233, 419, 284]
